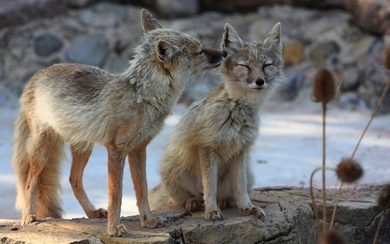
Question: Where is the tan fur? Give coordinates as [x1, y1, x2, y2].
[11, 9, 225, 236]
[149, 23, 284, 221]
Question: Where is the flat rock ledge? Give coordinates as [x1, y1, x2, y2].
[1, 185, 389, 244]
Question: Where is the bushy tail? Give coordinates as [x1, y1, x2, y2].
[12, 108, 65, 218]
[148, 185, 174, 210]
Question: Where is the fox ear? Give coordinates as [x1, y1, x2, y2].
[221, 23, 243, 52]
[141, 9, 163, 35]
[262, 22, 282, 51]
[156, 40, 181, 62]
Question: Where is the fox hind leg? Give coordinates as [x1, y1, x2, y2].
[23, 132, 61, 225]
[70, 143, 107, 218]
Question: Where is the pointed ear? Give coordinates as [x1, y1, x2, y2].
[156, 40, 181, 62]
[262, 22, 282, 51]
[221, 23, 244, 52]
[141, 9, 163, 35]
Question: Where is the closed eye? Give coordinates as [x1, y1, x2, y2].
[197, 50, 203, 55]
[263, 63, 273, 68]
[238, 64, 249, 69]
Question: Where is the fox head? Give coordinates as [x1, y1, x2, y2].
[139, 9, 226, 78]
[221, 22, 283, 97]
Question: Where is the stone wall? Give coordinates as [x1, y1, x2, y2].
[0, 2, 390, 112]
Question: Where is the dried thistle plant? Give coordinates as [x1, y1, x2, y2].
[329, 159, 363, 229]
[310, 167, 335, 237]
[373, 185, 390, 244]
[311, 68, 336, 233]
[319, 229, 346, 244]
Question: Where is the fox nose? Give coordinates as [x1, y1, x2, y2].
[255, 78, 265, 86]
[222, 51, 227, 58]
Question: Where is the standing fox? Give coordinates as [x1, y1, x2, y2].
[149, 22, 283, 221]
[11, 9, 226, 236]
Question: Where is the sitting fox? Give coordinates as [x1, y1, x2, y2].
[11, 9, 226, 236]
[149, 22, 283, 221]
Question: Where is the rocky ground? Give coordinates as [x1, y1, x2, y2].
[1, 185, 389, 244]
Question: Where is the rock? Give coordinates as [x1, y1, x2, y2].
[69, 0, 100, 8]
[79, 2, 128, 28]
[345, 0, 390, 35]
[308, 41, 340, 67]
[0, 0, 68, 29]
[283, 42, 305, 65]
[156, 0, 200, 18]
[114, 24, 144, 58]
[200, 0, 344, 13]
[362, 42, 390, 113]
[1, 185, 388, 244]
[0, 56, 4, 83]
[34, 33, 63, 57]
[278, 71, 302, 101]
[65, 32, 110, 68]
[340, 65, 360, 92]
[337, 91, 362, 110]
[104, 53, 129, 74]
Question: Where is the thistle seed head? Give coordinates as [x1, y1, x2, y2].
[384, 47, 390, 70]
[378, 184, 390, 209]
[319, 229, 346, 244]
[336, 159, 363, 183]
[312, 69, 335, 104]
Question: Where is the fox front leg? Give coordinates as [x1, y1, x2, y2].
[200, 150, 224, 221]
[230, 153, 265, 221]
[106, 144, 129, 237]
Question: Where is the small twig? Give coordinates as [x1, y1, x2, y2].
[351, 76, 390, 159]
[372, 200, 390, 244]
[329, 181, 343, 229]
[321, 101, 327, 233]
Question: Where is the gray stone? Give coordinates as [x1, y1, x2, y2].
[338, 92, 362, 110]
[156, 0, 200, 18]
[341, 65, 360, 92]
[278, 71, 302, 101]
[0, 55, 5, 83]
[69, 0, 99, 8]
[65, 32, 110, 68]
[345, 0, 390, 35]
[362, 42, 390, 113]
[308, 41, 340, 68]
[34, 34, 63, 57]
[0, 0, 68, 29]
[104, 53, 129, 74]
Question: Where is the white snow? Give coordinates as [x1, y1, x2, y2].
[1, 89, 389, 220]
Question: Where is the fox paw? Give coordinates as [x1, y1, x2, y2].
[22, 214, 36, 226]
[109, 224, 130, 237]
[185, 198, 204, 212]
[141, 216, 165, 228]
[242, 206, 266, 221]
[89, 208, 108, 218]
[206, 209, 224, 221]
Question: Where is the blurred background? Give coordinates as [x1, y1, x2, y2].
[0, 0, 389, 220]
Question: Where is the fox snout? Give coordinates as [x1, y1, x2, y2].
[250, 77, 268, 90]
[203, 48, 227, 65]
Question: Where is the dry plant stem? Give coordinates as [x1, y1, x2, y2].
[351, 76, 390, 159]
[329, 181, 344, 229]
[310, 167, 335, 237]
[321, 101, 327, 233]
[372, 200, 390, 244]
